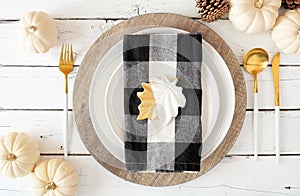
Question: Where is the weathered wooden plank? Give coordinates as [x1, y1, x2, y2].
[0, 67, 77, 109]
[0, 111, 88, 154]
[0, 110, 300, 155]
[0, 20, 109, 66]
[230, 111, 300, 155]
[1, 66, 300, 109]
[244, 66, 300, 109]
[208, 20, 300, 66]
[0, 1, 298, 195]
[0, 0, 198, 19]
[0, 156, 299, 195]
[0, 20, 299, 66]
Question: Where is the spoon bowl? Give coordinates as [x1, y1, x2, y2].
[244, 48, 269, 74]
[243, 48, 269, 92]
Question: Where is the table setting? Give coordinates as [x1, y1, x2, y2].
[0, 0, 300, 195]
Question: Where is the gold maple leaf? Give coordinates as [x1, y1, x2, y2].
[136, 83, 156, 120]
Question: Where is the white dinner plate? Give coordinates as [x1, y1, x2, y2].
[89, 27, 235, 162]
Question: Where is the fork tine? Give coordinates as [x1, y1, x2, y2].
[60, 43, 65, 64]
[69, 44, 73, 63]
[65, 44, 68, 63]
[64, 44, 68, 64]
[66, 44, 70, 63]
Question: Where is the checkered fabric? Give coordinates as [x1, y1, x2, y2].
[123, 33, 202, 172]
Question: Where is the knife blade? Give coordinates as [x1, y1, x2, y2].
[272, 52, 280, 106]
[272, 52, 280, 163]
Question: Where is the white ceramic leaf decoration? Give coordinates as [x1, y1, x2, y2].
[150, 76, 186, 125]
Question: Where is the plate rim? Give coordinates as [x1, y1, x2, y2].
[73, 13, 247, 186]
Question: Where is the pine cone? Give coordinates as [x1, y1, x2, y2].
[195, 0, 229, 22]
[282, 0, 300, 9]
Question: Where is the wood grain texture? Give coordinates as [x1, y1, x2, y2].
[0, 20, 299, 66]
[1, 110, 300, 155]
[0, 0, 198, 19]
[0, 1, 299, 194]
[1, 156, 300, 196]
[0, 67, 77, 109]
[73, 13, 246, 186]
[0, 111, 88, 154]
[2, 66, 300, 110]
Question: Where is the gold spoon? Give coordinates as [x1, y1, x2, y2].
[243, 48, 269, 161]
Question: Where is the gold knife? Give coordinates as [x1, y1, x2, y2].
[272, 52, 280, 163]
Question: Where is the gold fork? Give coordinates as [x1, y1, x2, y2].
[59, 44, 74, 160]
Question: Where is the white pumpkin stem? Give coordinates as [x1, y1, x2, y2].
[7, 153, 16, 161]
[31, 162, 38, 173]
[45, 182, 57, 190]
[254, 0, 264, 9]
[28, 26, 37, 33]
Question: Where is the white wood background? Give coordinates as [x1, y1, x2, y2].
[0, 1, 300, 195]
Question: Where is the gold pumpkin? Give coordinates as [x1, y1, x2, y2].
[229, 0, 281, 34]
[19, 11, 58, 53]
[0, 132, 40, 178]
[30, 158, 78, 196]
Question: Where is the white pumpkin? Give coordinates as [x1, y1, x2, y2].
[30, 159, 78, 196]
[19, 11, 58, 53]
[229, 0, 281, 34]
[0, 132, 40, 178]
[272, 8, 300, 54]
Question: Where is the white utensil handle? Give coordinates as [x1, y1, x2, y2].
[275, 106, 280, 163]
[64, 93, 68, 160]
[254, 93, 258, 161]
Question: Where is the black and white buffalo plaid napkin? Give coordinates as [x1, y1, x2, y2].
[123, 33, 202, 172]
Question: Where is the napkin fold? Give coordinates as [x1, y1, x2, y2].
[123, 33, 202, 172]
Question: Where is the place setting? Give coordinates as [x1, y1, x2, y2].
[72, 1, 300, 185]
[0, 1, 300, 195]
[73, 13, 247, 186]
